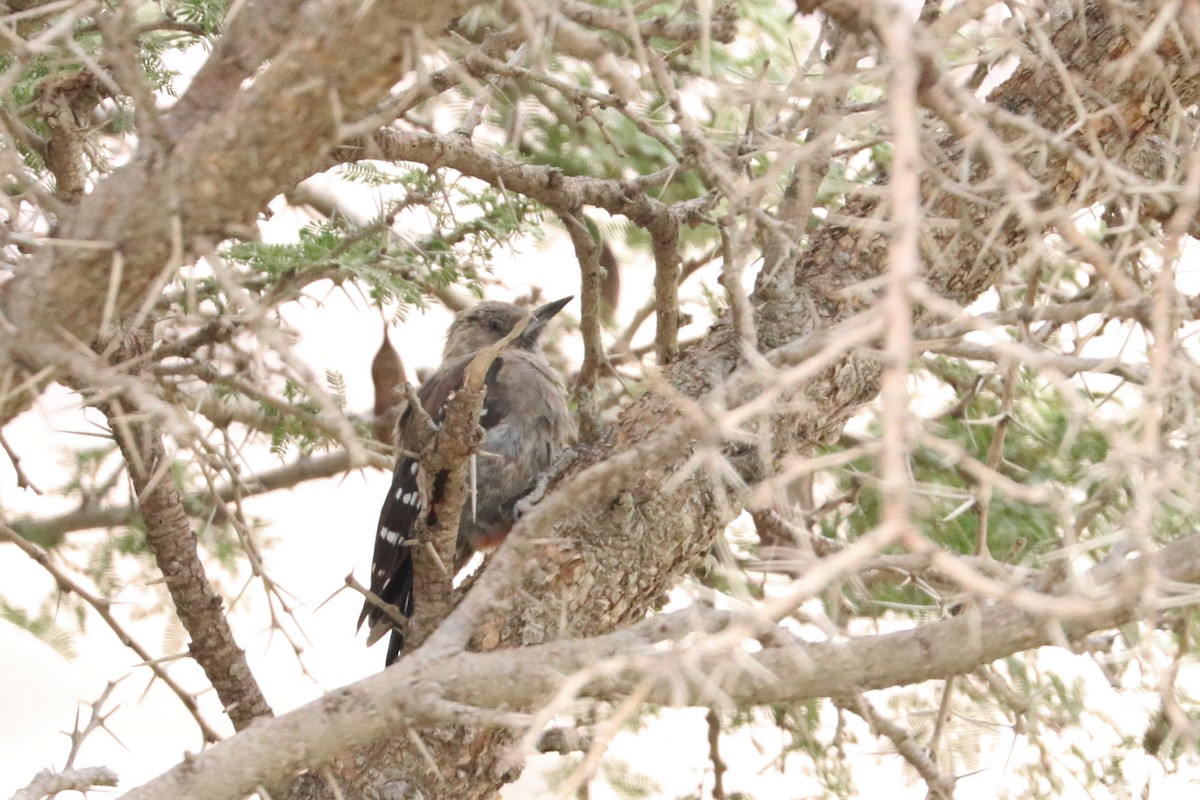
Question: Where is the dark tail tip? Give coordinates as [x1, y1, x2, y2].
[385, 630, 405, 666]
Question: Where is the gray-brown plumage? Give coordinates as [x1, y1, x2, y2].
[358, 297, 576, 666]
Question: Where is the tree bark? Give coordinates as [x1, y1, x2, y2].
[102, 328, 273, 733]
[0, 1, 480, 423]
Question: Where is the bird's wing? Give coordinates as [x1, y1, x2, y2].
[358, 357, 471, 644]
[455, 353, 575, 556]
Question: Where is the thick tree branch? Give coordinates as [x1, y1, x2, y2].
[120, 533, 1200, 800]
[556, 0, 739, 45]
[1, 0, 483, 357]
[38, 70, 100, 205]
[101, 330, 272, 732]
[918, 339, 1151, 384]
[164, 0, 307, 140]
[335, 128, 705, 232]
[650, 212, 681, 365]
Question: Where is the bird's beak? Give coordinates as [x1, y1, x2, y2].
[533, 295, 573, 322]
[518, 296, 572, 347]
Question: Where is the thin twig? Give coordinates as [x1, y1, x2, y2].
[559, 210, 605, 439]
[0, 427, 40, 493]
[842, 695, 956, 799]
[706, 707, 727, 800]
[0, 523, 222, 743]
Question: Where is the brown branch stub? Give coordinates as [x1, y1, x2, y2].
[371, 325, 406, 446]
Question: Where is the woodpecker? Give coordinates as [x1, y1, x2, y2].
[358, 297, 575, 665]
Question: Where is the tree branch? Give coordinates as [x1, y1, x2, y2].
[839, 695, 955, 799]
[8, 766, 119, 800]
[119, 532, 1200, 800]
[164, 0, 307, 140]
[335, 128, 705, 234]
[1, 0, 483, 353]
[101, 330, 272, 732]
[8, 448, 379, 549]
[0, 523, 223, 743]
[559, 210, 604, 438]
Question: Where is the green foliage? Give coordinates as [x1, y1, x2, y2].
[824, 366, 1147, 613]
[342, 161, 428, 188]
[0, 0, 218, 178]
[1, 598, 74, 656]
[326, 369, 348, 412]
[262, 379, 336, 458]
[59, 445, 119, 500]
[223, 219, 421, 305]
[217, 165, 538, 312]
[601, 758, 662, 799]
[0, 51, 53, 110]
[169, 0, 228, 36]
[545, 753, 661, 800]
[1096, 752, 1136, 799]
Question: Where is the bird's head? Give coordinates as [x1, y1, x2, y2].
[443, 296, 572, 359]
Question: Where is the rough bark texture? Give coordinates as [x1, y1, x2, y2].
[101, 329, 273, 733]
[0, 0, 480, 414]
